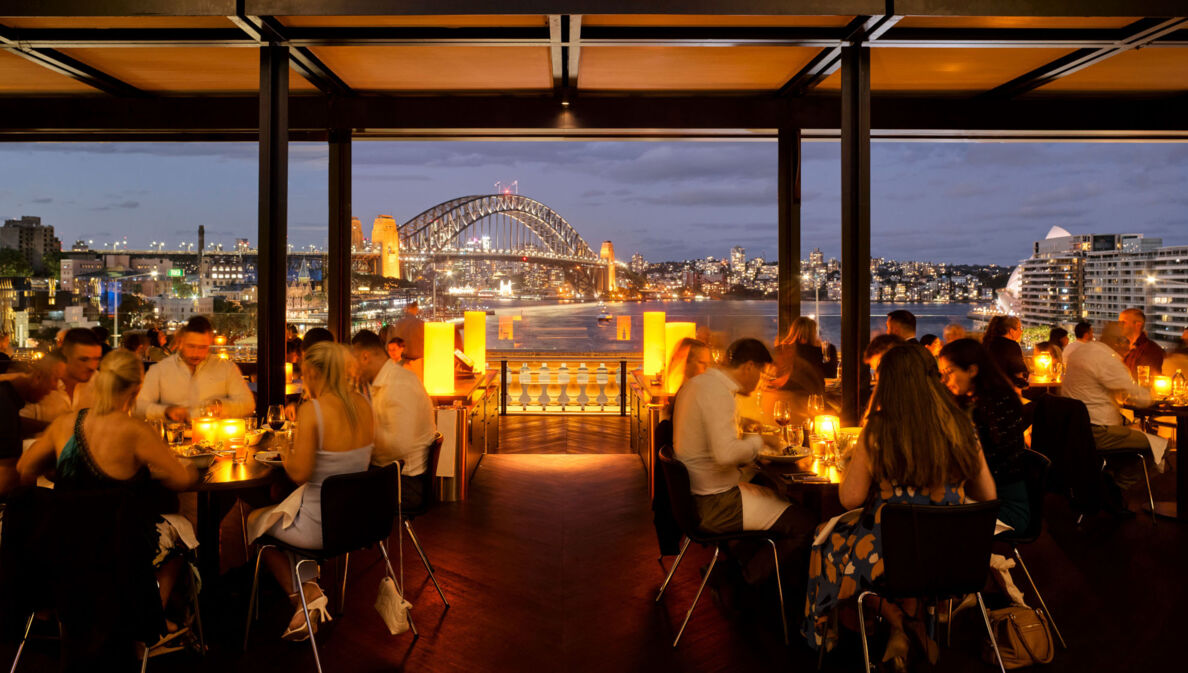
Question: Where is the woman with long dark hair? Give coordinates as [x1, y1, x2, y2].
[939, 338, 1030, 532]
[802, 345, 996, 668]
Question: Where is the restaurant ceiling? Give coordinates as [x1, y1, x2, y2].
[0, 3, 1186, 138]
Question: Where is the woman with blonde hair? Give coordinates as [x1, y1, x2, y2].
[247, 342, 374, 641]
[18, 349, 199, 646]
[802, 344, 996, 668]
[773, 316, 826, 396]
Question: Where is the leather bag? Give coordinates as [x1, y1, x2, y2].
[984, 606, 1054, 669]
[374, 577, 413, 635]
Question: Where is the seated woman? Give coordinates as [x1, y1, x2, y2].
[938, 339, 1031, 532]
[802, 345, 996, 670]
[773, 316, 826, 397]
[983, 315, 1029, 390]
[247, 342, 374, 641]
[17, 349, 199, 644]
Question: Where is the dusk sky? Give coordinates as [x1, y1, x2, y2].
[2, 140, 1186, 267]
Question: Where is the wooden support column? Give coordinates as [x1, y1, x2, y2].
[777, 126, 802, 338]
[327, 127, 352, 343]
[257, 43, 288, 417]
[840, 45, 871, 425]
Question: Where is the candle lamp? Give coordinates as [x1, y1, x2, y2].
[220, 417, 247, 445]
[813, 414, 840, 441]
[1152, 376, 1172, 400]
[284, 361, 293, 382]
[192, 417, 221, 448]
[1033, 352, 1053, 382]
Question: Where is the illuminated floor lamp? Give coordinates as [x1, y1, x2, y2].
[464, 311, 486, 374]
[643, 311, 666, 383]
[664, 322, 696, 394]
[424, 322, 455, 396]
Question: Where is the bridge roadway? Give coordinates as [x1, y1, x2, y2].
[398, 248, 605, 268]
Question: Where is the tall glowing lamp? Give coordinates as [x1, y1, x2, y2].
[464, 311, 487, 374]
[664, 322, 697, 394]
[642, 311, 666, 378]
[424, 322, 455, 395]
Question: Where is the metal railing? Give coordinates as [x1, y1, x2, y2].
[491, 350, 640, 415]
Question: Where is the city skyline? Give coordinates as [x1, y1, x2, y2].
[1, 140, 1186, 266]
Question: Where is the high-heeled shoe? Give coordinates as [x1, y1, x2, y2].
[281, 593, 331, 642]
[882, 628, 910, 673]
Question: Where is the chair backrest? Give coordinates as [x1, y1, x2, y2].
[879, 500, 1000, 599]
[657, 445, 703, 539]
[419, 433, 445, 498]
[321, 463, 400, 557]
[1012, 448, 1051, 542]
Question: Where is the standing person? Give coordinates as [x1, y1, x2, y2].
[673, 338, 815, 596]
[247, 343, 374, 641]
[885, 310, 917, 343]
[983, 315, 1029, 390]
[942, 323, 967, 344]
[135, 316, 254, 421]
[802, 345, 996, 664]
[1118, 308, 1163, 377]
[1063, 321, 1093, 363]
[350, 330, 437, 509]
[1062, 322, 1156, 515]
[18, 349, 200, 645]
[146, 327, 171, 362]
[938, 338, 1030, 531]
[391, 301, 425, 379]
[0, 362, 57, 496]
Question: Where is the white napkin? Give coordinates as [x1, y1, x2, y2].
[1144, 431, 1169, 469]
[247, 484, 307, 543]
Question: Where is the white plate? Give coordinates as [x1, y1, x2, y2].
[758, 448, 812, 463]
[254, 450, 283, 465]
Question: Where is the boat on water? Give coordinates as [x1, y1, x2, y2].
[596, 304, 613, 323]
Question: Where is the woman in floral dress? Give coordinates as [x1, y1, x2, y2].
[802, 345, 997, 669]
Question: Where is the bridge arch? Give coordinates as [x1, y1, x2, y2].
[399, 194, 598, 260]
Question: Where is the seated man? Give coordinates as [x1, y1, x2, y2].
[351, 330, 437, 509]
[1119, 307, 1163, 377]
[673, 337, 814, 589]
[135, 316, 255, 420]
[386, 336, 405, 365]
[1062, 321, 1156, 514]
[21, 329, 102, 427]
[885, 310, 917, 343]
[0, 362, 57, 496]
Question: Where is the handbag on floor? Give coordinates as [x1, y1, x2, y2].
[983, 605, 1054, 669]
[374, 577, 413, 635]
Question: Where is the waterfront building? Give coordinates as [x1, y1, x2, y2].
[371, 214, 400, 278]
[59, 255, 102, 292]
[1082, 239, 1161, 327]
[351, 217, 364, 251]
[1, 216, 61, 273]
[1145, 246, 1188, 345]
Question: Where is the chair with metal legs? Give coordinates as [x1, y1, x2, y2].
[1096, 445, 1158, 524]
[397, 434, 449, 608]
[243, 464, 414, 673]
[654, 446, 789, 647]
[856, 501, 1007, 673]
[994, 448, 1066, 648]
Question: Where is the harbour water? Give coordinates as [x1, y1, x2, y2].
[486, 300, 978, 352]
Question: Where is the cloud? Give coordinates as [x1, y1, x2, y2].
[31, 197, 53, 204]
[90, 200, 140, 211]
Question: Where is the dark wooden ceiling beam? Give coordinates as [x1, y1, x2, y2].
[778, 13, 900, 98]
[228, 14, 352, 95]
[0, 24, 146, 97]
[1, 93, 1185, 138]
[984, 17, 1188, 98]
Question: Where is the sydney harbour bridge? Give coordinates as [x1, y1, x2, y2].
[355, 193, 618, 292]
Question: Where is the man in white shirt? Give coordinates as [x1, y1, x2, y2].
[351, 329, 437, 508]
[1062, 321, 1093, 364]
[135, 316, 255, 421]
[673, 338, 814, 588]
[1061, 321, 1152, 511]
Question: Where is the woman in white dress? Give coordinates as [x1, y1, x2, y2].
[248, 342, 374, 640]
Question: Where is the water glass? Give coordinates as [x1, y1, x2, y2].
[232, 443, 247, 464]
[165, 421, 185, 446]
[786, 426, 804, 451]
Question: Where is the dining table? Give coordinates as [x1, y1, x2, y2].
[188, 449, 280, 585]
[752, 452, 846, 520]
[1122, 400, 1186, 520]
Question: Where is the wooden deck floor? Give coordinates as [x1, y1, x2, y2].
[4, 437, 1185, 672]
[496, 416, 632, 454]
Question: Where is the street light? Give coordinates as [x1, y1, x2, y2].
[111, 270, 159, 343]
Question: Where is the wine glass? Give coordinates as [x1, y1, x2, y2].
[266, 405, 286, 432]
[773, 400, 793, 446]
[807, 394, 825, 416]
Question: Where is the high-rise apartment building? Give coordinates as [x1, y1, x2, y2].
[1081, 236, 1162, 327]
[1, 216, 61, 273]
[729, 246, 746, 284]
[1144, 246, 1188, 345]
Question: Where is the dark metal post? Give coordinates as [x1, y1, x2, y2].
[257, 43, 288, 418]
[620, 360, 628, 416]
[777, 126, 802, 337]
[327, 127, 352, 343]
[500, 359, 508, 416]
[840, 45, 871, 425]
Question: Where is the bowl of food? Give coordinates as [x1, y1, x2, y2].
[245, 428, 267, 447]
[175, 446, 216, 469]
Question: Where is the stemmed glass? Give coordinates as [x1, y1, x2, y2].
[807, 394, 825, 417]
[773, 400, 793, 448]
[266, 405, 286, 432]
